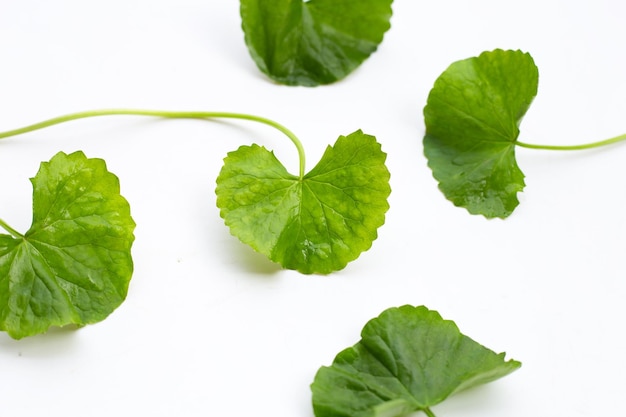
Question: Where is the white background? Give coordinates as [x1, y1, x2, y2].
[1, 1, 625, 416]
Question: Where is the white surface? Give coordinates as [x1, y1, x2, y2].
[1, 1, 625, 416]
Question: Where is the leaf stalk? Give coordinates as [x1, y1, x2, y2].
[423, 408, 437, 417]
[0, 109, 307, 179]
[0, 218, 24, 238]
[516, 132, 626, 151]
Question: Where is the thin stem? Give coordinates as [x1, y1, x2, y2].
[516, 132, 626, 151]
[423, 408, 437, 417]
[0, 109, 307, 178]
[0, 218, 24, 238]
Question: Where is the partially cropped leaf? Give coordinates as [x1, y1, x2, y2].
[311, 305, 520, 417]
[0, 151, 135, 339]
[240, 0, 393, 86]
[215, 130, 390, 274]
[423, 49, 539, 218]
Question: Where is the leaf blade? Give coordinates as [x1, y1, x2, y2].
[0, 151, 135, 339]
[216, 130, 390, 274]
[240, 0, 393, 86]
[311, 305, 521, 417]
[423, 49, 539, 218]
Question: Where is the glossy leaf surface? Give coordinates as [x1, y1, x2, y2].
[216, 130, 390, 274]
[240, 0, 393, 86]
[423, 49, 539, 218]
[0, 151, 135, 339]
[311, 305, 521, 416]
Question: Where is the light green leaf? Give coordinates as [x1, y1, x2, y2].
[0, 151, 135, 339]
[311, 305, 521, 417]
[240, 0, 393, 86]
[423, 49, 539, 218]
[215, 130, 390, 274]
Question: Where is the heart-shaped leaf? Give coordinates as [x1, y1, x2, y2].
[311, 305, 521, 417]
[0, 151, 135, 339]
[423, 49, 539, 218]
[240, 0, 393, 86]
[215, 130, 390, 274]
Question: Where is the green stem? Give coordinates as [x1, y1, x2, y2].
[423, 408, 437, 417]
[0, 109, 307, 178]
[0, 218, 24, 238]
[516, 132, 626, 151]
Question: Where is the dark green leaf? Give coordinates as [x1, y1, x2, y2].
[311, 305, 521, 417]
[215, 130, 390, 274]
[423, 49, 539, 218]
[0, 151, 135, 339]
[240, 0, 393, 86]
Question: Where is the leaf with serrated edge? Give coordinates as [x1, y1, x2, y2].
[215, 130, 390, 274]
[240, 0, 393, 86]
[423, 49, 539, 218]
[311, 305, 521, 417]
[0, 151, 135, 339]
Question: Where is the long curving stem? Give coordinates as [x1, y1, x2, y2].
[0, 109, 307, 179]
[516, 132, 626, 151]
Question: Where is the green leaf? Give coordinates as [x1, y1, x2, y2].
[0, 151, 135, 339]
[215, 130, 390, 274]
[423, 49, 539, 218]
[311, 305, 521, 417]
[240, 0, 393, 86]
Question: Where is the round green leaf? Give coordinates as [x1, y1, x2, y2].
[423, 49, 539, 218]
[0, 151, 135, 339]
[215, 130, 391, 274]
[240, 0, 393, 86]
[311, 305, 521, 417]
